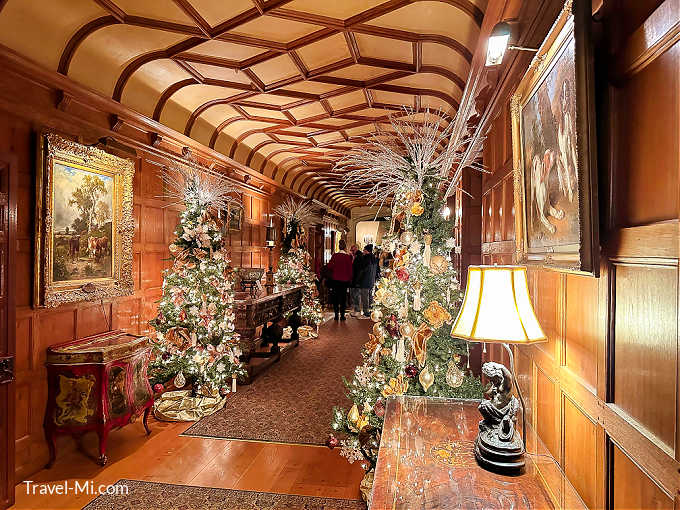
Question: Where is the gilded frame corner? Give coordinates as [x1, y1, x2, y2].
[34, 132, 136, 308]
[511, 0, 599, 276]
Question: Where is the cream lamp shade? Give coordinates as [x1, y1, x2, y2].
[451, 265, 547, 344]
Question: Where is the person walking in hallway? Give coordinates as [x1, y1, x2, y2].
[357, 244, 377, 317]
[350, 245, 364, 318]
[326, 239, 353, 321]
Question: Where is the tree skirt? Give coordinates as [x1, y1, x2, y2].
[183, 318, 370, 445]
[83, 480, 365, 510]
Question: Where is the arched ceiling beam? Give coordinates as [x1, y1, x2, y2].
[58, 16, 121, 74]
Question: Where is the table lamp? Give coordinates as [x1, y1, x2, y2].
[451, 265, 546, 473]
[265, 224, 276, 294]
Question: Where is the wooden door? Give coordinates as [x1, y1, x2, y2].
[0, 155, 16, 509]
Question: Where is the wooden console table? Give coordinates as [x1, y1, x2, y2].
[233, 284, 303, 383]
[371, 397, 587, 510]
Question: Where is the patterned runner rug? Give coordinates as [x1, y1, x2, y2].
[83, 480, 365, 510]
[183, 317, 371, 444]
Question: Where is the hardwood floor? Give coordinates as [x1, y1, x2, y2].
[11, 417, 365, 510]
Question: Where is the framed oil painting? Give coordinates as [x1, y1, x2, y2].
[220, 204, 242, 234]
[511, 0, 599, 275]
[34, 133, 135, 307]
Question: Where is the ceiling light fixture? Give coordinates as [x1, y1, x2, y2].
[485, 21, 538, 66]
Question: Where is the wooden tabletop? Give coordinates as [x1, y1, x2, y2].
[371, 397, 587, 510]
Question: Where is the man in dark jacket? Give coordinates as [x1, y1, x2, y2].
[350, 246, 364, 317]
[326, 239, 353, 321]
[357, 244, 378, 317]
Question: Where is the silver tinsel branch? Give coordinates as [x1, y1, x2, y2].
[334, 107, 484, 205]
[159, 162, 242, 211]
[274, 197, 319, 226]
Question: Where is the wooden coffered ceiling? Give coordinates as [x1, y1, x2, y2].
[0, 0, 487, 211]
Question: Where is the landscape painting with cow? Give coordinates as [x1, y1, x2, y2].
[52, 162, 113, 282]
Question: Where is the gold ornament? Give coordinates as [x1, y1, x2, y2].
[400, 231, 414, 245]
[382, 374, 409, 397]
[371, 309, 383, 322]
[423, 300, 452, 329]
[347, 404, 360, 424]
[356, 414, 369, 431]
[446, 358, 465, 388]
[365, 334, 381, 353]
[372, 323, 385, 341]
[410, 202, 424, 216]
[430, 255, 449, 274]
[399, 322, 416, 339]
[363, 401, 373, 414]
[411, 324, 434, 367]
[174, 371, 186, 388]
[419, 366, 434, 392]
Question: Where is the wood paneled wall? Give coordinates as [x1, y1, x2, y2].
[1, 109, 279, 481]
[478, 1, 679, 508]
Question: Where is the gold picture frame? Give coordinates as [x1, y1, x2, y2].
[34, 133, 135, 307]
[511, 0, 599, 275]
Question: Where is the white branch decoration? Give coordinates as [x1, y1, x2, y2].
[159, 163, 242, 211]
[334, 107, 484, 206]
[274, 197, 320, 226]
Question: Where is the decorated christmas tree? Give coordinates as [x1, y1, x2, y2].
[273, 198, 324, 327]
[329, 110, 485, 475]
[148, 167, 246, 396]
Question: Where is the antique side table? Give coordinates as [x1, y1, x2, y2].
[44, 330, 154, 467]
[371, 396, 587, 510]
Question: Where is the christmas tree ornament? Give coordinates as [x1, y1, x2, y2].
[399, 322, 416, 339]
[411, 324, 433, 367]
[395, 336, 406, 363]
[382, 374, 408, 397]
[423, 233, 432, 267]
[348, 404, 360, 425]
[326, 434, 340, 449]
[419, 366, 435, 392]
[174, 371, 186, 388]
[405, 364, 419, 378]
[430, 255, 449, 274]
[410, 202, 424, 216]
[370, 309, 383, 322]
[219, 386, 229, 397]
[412, 282, 423, 311]
[423, 300, 452, 329]
[356, 414, 369, 431]
[400, 230, 414, 245]
[395, 267, 410, 281]
[153, 383, 165, 393]
[446, 358, 465, 388]
[363, 401, 373, 414]
[372, 322, 385, 341]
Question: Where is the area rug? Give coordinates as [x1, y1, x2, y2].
[183, 317, 370, 444]
[83, 480, 365, 510]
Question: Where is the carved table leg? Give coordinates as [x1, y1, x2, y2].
[289, 309, 301, 346]
[44, 428, 57, 469]
[143, 406, 152, 435]
[97, 426, 109, 466]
